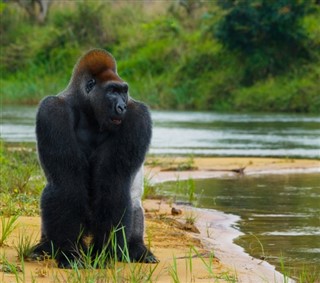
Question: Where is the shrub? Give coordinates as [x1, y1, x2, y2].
[215, 0, 312, 83]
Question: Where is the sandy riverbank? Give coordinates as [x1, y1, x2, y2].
[145, 156, 320, 183]
[1, 157, 319, 282]
[144, 156, 320, 282]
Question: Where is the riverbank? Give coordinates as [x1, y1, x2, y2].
[143, 199, 286, 283]
[144, 156, 320, 282]
[1, 157, 319, 282]
[145, 156, 320, 183]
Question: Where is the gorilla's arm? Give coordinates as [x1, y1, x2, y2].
[36, 96, 89, 183]
[34, 96, 90, 266]
[90, 101, 157, 262]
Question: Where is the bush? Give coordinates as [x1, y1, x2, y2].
[51, 1, 112, 46]
[0, 3, 32, 73]
[215, 0, 312, 83]
[233, 64, 320, 112]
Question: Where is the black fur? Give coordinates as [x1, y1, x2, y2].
[32, 49, 157, 268]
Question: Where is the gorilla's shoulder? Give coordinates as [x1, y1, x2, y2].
[37, 95, 73, 123]
[38, 96, 67, 110]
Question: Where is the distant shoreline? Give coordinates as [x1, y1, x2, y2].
[146, 156, 320, 184]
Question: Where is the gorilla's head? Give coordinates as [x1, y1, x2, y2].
[71, 49, 130, 131]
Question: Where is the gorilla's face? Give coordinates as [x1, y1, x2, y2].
[88, 80, 129, 132]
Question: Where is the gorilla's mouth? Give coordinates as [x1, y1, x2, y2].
[111, 118, 122, 125]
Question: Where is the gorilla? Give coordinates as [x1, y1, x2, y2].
[32, 48, 157, 268]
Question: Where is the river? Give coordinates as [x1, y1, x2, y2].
[1, 106, 320, 158]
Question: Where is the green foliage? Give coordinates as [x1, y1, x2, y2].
[216, 0, 309, 53]
[233, 64, 320, 112]
[51, 2, 108, 45]
[1, 1, 319, 113]
[215, 0, 312, 83]
[0, 3, 33, 73]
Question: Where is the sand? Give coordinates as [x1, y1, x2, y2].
[1, 157, 319, 282]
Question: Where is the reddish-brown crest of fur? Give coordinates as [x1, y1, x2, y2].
[74, 49, 123, 82]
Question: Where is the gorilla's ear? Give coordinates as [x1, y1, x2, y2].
[86, 79, 96, 93]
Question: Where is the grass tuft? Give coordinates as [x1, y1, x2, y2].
[0, 215, 19, 246]
[15, 230, 38, 260]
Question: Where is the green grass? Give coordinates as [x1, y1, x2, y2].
[0, 215, 19, 246]
[0, 142, 45, 216]
[15, 230, 38, 260]
[0, 255, 25, 282]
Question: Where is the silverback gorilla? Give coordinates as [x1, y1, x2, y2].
[32, 49, 157, 268]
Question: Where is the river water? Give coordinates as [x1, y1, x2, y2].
[1, 106, 320, 158]
[1, 106, 320, 278]
[160, 174, 320, 278]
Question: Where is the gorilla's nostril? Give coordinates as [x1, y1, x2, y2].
[116, 103, 126, 114]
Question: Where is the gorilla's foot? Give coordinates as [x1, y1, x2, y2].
[56, 252, 84, 269]
[29, 241, 53, 261]
[57, 257, 79, 269]
[129, 242, 159, 263]
[142, 251, 159, 264]
[29, 251, 47, 261]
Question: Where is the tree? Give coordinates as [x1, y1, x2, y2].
[215, 0, 311, 83]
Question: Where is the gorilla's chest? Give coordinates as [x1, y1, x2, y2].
[75, 114, 109, 159]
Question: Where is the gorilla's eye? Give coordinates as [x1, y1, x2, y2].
[86, 79, 96, 93]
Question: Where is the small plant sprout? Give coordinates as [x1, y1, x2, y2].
[191, 247, 215, 277]
[15, 230, 37, 260]
[279, 255, 291, 283]
[186, 178, 195, 203]
[185, 248, 194, 282]
[0, 215, 19, 246]
[169, 255, 180, 283]
[249, 233, 266, 261]
[185, 211, 198, 226]
[0, 255, 25, 282]
[143, 172, 157, 200]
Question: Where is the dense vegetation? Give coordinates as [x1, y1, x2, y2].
[1, 0, 319, 112]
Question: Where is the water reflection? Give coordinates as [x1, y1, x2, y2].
[1, 106, 320, 158]
[160, 173, 320, 276]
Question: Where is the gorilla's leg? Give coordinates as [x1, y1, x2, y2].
[129, 203, 158, 263]
[90, 188, 133, 264]
[31, 184, 88, 268]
